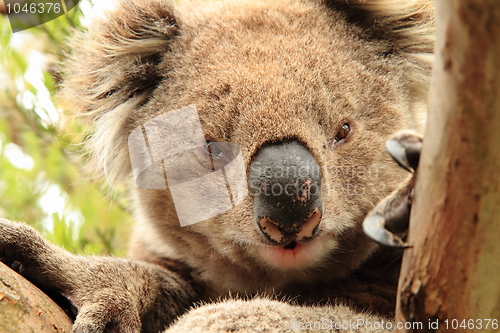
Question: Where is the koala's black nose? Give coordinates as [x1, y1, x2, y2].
[249, 140, 322, 245]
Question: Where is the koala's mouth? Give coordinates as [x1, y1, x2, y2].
[256, 237, 325, 269]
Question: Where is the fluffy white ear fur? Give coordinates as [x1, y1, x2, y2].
[61, 0, 180, 184]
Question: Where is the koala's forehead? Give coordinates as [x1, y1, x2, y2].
[134, 0, 404, 140]
[167, 0, 392, 90]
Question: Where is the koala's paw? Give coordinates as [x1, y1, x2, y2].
[71, 289, 141, 333]
[0, 219, 69, 282]
[363, 131, 423, 248]
[0, 219, 143, 333]
[0, 219, 191, 333]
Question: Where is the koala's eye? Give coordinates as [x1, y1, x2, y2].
[334, 124, 350, 143]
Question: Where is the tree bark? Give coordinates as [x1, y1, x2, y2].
[0, 262, 73, 333]
[395, 0, 500, 332]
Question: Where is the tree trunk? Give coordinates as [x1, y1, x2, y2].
[395, 0, 500, 332]
[0, 262, 73, 333]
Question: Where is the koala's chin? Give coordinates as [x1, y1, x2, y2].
[254, 236, 330, 269]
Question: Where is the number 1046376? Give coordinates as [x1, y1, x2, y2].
[443, 319, 498, 330]
[6, 2, 62, 14]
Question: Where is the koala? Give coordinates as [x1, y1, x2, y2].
[0, 0, 433, 332]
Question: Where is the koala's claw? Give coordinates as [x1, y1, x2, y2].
[386, 140, 413, 172]
[363, 131, 422, 248]
[385, 133, 423, 172]
[363, 214, 410, 248]
[362, 173, 415, 248]
[9, 260, 23, 273]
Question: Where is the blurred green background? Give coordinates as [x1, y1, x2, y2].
[0, 1, 133, 256]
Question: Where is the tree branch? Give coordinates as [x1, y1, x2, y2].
[396, 0, 500, 331]
[0, 262, 73, 333]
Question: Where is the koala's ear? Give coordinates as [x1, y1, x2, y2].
[324, 0, 434, 129]
[324, 0, 434, 55]
[63, 0, 179, 115]
[61, 0, 180, 184]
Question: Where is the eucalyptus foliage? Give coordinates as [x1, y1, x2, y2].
[0, 4, 132, 256]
